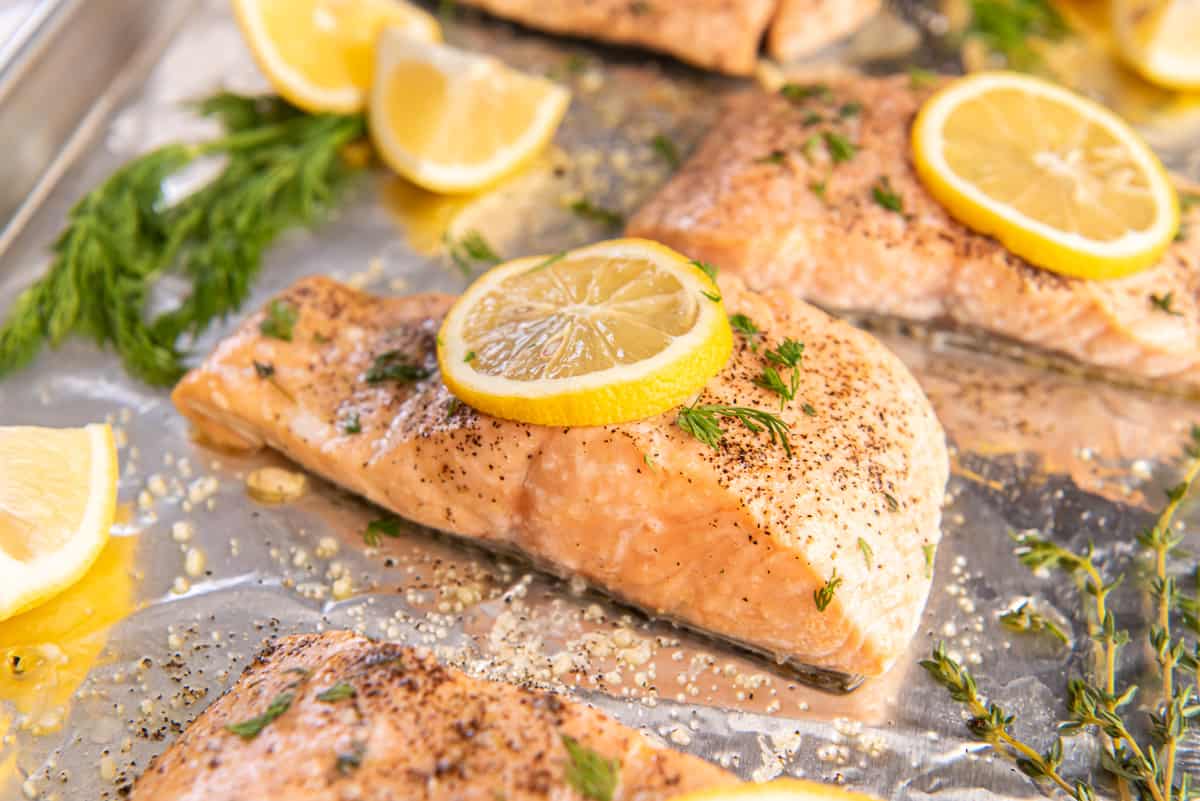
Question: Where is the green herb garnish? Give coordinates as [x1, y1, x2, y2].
[651, 134, 680, 169]
[756, 150, 787, 166]
[260, 300, 298, 341]
[923, 543, 936, 577]
[691, 260, 718, 281]
[570, 199, 624, 228]
[364, 515, 403, 547]
[872, 176, 904, 213]
[967, 0, 1068, 69]
[998, 601, 1069, 645]
[823, 131, 857, 163]
[780, 83, 830, 103]
[316, 682, 357, 702]
[839, 101, 863, 118]
[464, 350, 477, 363]
[525, 251, 567, 274]
[765, 338, 804, 369]
[340, 412, 361, 435]
[728, 313, 761, 351]
[364, 351, 430, 384]
[676, 402, 791, 456]
[1150, 292, 1183, 316]
[701, 290, 721, 303]
[858, 537, 874, 567]
[226, 691, 294, 739]
[884, 492, 900, 512]
[908, 66, 938, 88]
[814, 570, 842, 612]
[801, 402, 816, 416]
[809, 180, 828, 201]
[335, 743, 366, 775]
[0, 92, 364, 386]
[757, 338, 804, 407]
[924, 424, 1200, 801]
[562, 735, 619, 801]
[445, 230, 501, 276]
[253, 361, 275, 379]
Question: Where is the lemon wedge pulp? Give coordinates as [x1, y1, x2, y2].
[0, 424, 117, 622]
[912, 71, 1178, 280]
[437, 239, 733, 427]
[1113, 0, 1200, 90]
[232, 0, 441, 113]
[369, 28, 570, 193]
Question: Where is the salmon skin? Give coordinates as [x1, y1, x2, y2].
[454, 1, 881, 75]
[172, 275, 947, 678]
[131, 631, 735, 800]
[627, 74, 1200, 393]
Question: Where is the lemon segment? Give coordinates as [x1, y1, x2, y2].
[912, 71, 1179, 281]
[666, 779, 882, 801]
[1113, 0, 1200, 90]
[232, 0, 441, 113]
[0, 425, 117, 622]
[438, 239, 733, 427]
[369, 30, 570, 193]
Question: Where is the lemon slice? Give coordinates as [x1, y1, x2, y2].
[1113, 0, 1200, 90]
[912, 71, 1179, 280]
[0, 425, 117, 622]
[369, 29, 570, 193]
[232, 0, 441, 113]
[667, 779, 881, 801]
[437, 238, 733, 426]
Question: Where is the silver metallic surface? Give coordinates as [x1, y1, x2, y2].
[0, 1, 1198, 799]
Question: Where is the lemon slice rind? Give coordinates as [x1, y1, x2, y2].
[438, 239, 733, 427]
[912, 71, 1179, 281]
[369, 31, 571, 194]
[1113, 0, 1200, 90]
[0, 424, 117, 622]
[665, 778, 882, 801]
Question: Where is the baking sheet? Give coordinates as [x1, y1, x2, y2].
[1, 1, 1199, 799]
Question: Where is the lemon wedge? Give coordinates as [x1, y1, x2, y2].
[1113, 0, 1200, 90]
[232, 0, 441, 113]
[437, 239, 733, 426]
[667, 779, 881, 801]
[0, 425, 117, 622]
[369, 29, 570, 193]
[912, 71, 1179, 280]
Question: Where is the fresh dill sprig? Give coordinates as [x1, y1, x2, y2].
[967, 0, 1068, 69]
[676, 402, 791, 456]
[728, 313, 761, 350]
[0, 92, 365, 386]
[364, 350, 431, 384]
[756, 338, 804, 408]
[316, 682, 357, 702]
[562, 735, 619, 801]
[756, 150, 787, 166]
[925, 425, 1200, 801]
[691, 260, 718, 281]
[858, 537, 874, 567]
[823, 131, 857, 163]
[872, 176, 904, 213]
[445, 229, 501, 276]
[340, 411, 361, 434]
[225, 691, 294, 739]
[651, 133, 680, 169]
[260, 299, 298, 341]
[1150, 292, 1183, 316]
[569, 198, 624, 228]
[780, 83, 830, 103]
[999, 601, 1069, 645]
[814, 569, 842, 612]
[363, 515, 403, 547]
[765, 338, 804, 369]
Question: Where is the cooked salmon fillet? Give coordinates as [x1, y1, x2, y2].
[456, 0, 776, 75]
[131, 631, 734, 800]
[768, 0, 881, 61]
[172, 275, 947, 677]
[627, 75, 1200, 392]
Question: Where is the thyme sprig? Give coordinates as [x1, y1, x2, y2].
[924, 426, 1200, 801]
[999, 600, 1069, 645]
[0, 92, 365, 385]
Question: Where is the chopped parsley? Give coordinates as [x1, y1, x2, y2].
[226, 692, 293, 739]
[651, 133, 680, 169]
[364, 351, 431, 384]
[364, 515, 403, 547]
[823, 131, 857, 163]
[260, 299, 298, 341]
[570, 198, 624, 228]
[814, 570, 842, 612]
[1149, 292, 1182, 316]
[316, 682, 357, 702]
[871, 176, 904, 213]
[562, 735, 620, 801]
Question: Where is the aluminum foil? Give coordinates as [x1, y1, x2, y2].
[1, 1, 1198, 799]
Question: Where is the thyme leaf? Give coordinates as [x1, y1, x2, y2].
[316, 682, 357, 702]
[226, 691, 294, 739]
[999, 601, 1069, 645]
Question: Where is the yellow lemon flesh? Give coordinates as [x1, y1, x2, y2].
[369, 29, 570, 193]
[1113, 0, 1200, 90]
[438, 238, 733, 427]
[666, 779, 883, 801]
[232, 0, 441, 113]
[912, 71, 1179, 280]
[0, 424, 117, 622]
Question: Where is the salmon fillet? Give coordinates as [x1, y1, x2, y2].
[456, 0, 776, 75]
[767, 0, 882, 61]
[627, 75, 1200, 392]
[171, 275, 947, 677]
[131, 631, 734, 800]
